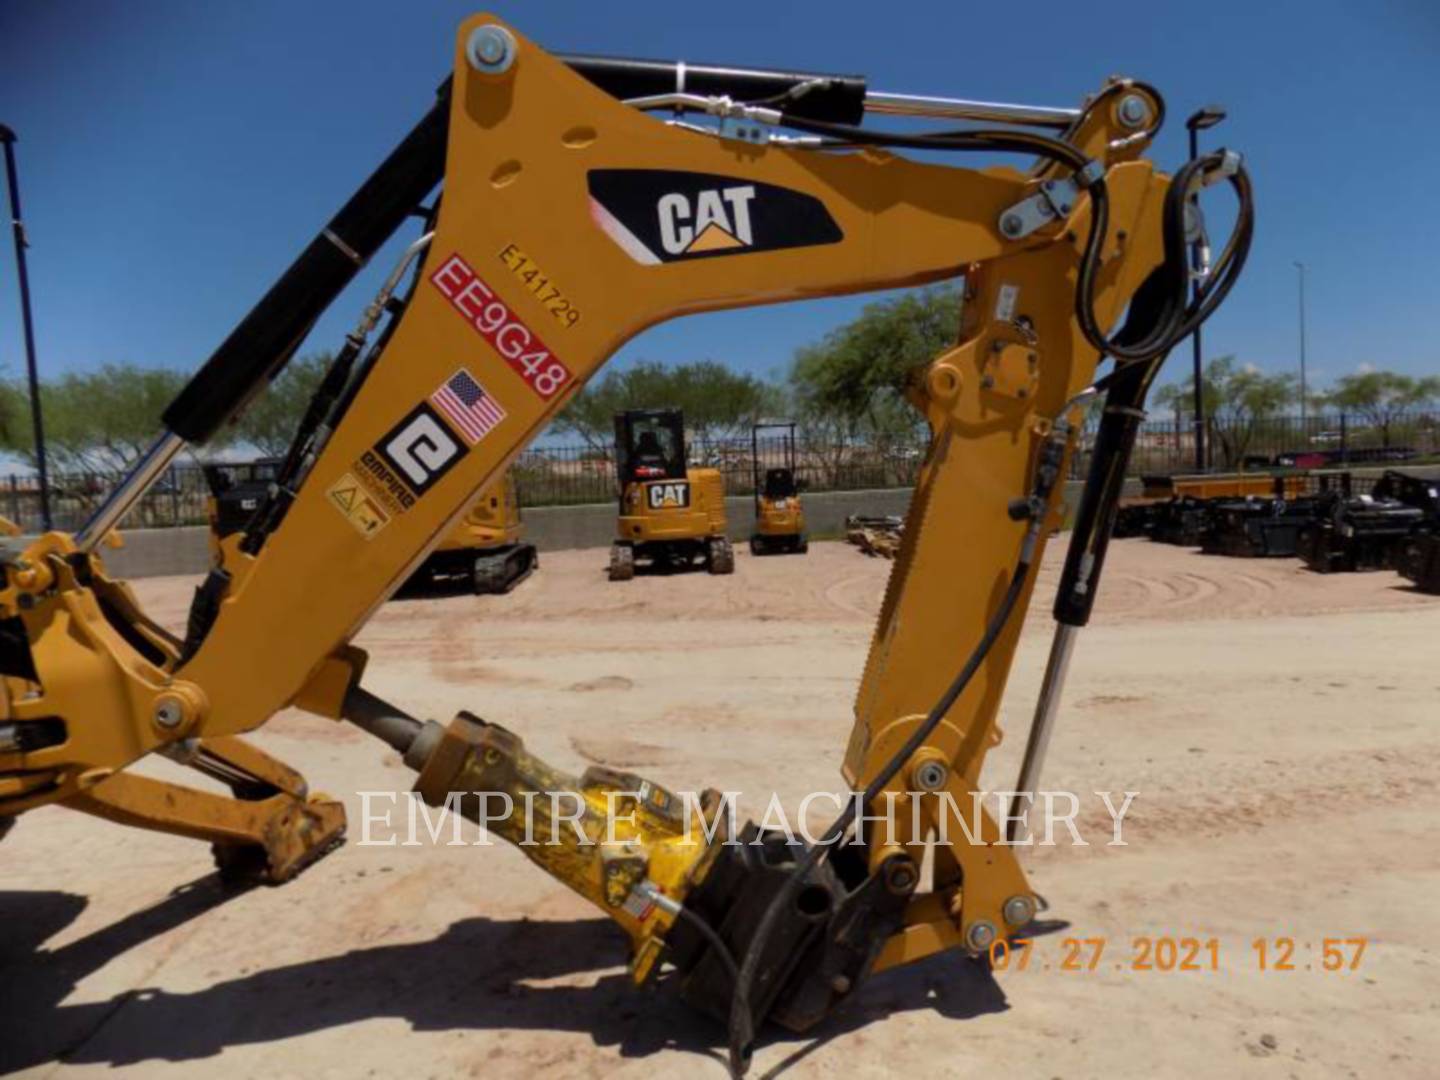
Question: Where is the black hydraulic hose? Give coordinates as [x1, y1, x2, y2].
[778, 113, 1253, 375]
[725, 551, 1036, 1074]
[1052, 359, 1161, 628]
[1074, 152, 1253, 363]
[672, 905, 748, 1079]
[238, 200, 441, 556]
[717, 119, 1251, 1078]
[1060, 79, 1166, 145]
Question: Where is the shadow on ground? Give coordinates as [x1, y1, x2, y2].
[1, 883, 1008, 1074]
[390, 575, 480, 600]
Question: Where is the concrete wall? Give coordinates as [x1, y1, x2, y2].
[14, 526, 214, 581]
[523, 487, 915, 553]
[33, 463, 1433, 579]
[14, 483, 1091, 579]
[18, 489, 924, 580]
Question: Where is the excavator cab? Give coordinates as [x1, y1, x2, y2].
[201, 457, 282, 562]
[616, 409, 686, 483]
[750, 420, 808, 555]
[609, 407, 733, 580]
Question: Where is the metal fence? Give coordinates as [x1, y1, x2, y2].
[1086, 410, 1440, 478]
[510, 435, 926, 508]
[0, 465, 214, 534]
[3, 411, 1434, 534]
[0, 436, 928, 533]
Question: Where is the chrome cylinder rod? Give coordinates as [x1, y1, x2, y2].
[1007, 622, 1080, 842]
[865, 91, 1081, 127]
[73, 431, 186, 551]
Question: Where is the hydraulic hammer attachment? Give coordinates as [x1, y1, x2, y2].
[346, 692, 726, 983]
[347, 691, 918, 1037]
[670, 825, 915, 1033]
[1, 16, 1256, 1076]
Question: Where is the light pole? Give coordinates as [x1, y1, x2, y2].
[1186, 105, 1226, 472]
[1293, 260, 1308, 435]
[0, 124, 53, 531]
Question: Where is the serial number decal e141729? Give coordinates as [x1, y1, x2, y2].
[430, 253, 574, 399]
[497, 243, 581, 328]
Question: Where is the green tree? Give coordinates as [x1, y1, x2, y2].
[232, 352, 331, 457]
[552, 359, 774, 453]
[1324, 369, 1440, 447]
[1157, 356, 1296, 468]
[1153, 379, 1205, 461]
[0, 379, 26, 452]
[36, 363, 189, 471]
[668, 360, 783, 449]
[789, 284, 959, 442]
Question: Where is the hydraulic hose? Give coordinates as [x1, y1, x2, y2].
[774, 114, 1254, 373]
[725, 535, 1041, 1074]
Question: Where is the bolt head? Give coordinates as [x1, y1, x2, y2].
[883, 858, 919, 895]
[1118, 94, 1149, 128]
[913, 760, 948, 792]
[966, 920, 998, 952]
[153, 699, 183, 728]
[1000, 214, 1024, 238]
[467, 25, 517, 74]
[1003, 895, 1037, 927]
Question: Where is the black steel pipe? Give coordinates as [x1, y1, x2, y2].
[0, 125, 53, 531]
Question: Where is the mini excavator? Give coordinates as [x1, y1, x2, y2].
[609, 407, 733, 579]
[749, 421, 808, 555]
[0, 16, 1252, 1075]
[406, 469, 537, 594]
[205, 462, 535, 594]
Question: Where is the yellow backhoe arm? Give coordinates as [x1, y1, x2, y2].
[0, 14, 1252, 1071]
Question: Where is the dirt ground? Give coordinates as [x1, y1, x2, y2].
[3, 539, 1438, 1078]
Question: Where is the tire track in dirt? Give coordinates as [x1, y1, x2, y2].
[823, 574, 886, 619]
[1059, 744, 1440, 852]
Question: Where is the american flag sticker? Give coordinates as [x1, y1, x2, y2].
[430, 368, 506, 445]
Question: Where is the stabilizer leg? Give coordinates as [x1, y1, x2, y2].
[62, 735, 346, 884]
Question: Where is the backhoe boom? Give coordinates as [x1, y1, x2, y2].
[0, 15, 1253, 1074]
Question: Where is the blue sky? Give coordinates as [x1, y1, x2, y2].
[2, 0, 1438, 415]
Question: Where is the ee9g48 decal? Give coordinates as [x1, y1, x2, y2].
[587, 170, 842, 265]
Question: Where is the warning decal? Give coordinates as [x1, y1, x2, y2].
[328, 472, 391, 538]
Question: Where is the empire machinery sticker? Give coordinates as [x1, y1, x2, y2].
[430, 253, 574, 400]
[586, 169, 843, 265]
[329, 368, 507, 536]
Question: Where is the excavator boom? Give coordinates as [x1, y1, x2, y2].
[0, 15, 1253, 1074]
